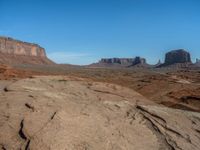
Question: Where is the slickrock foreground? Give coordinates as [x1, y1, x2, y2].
[0, 76, 200, 150]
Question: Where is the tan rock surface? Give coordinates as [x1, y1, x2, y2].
[0, 37, 55, 65]
[0, 76, 199, 150]
[0, 37, 45, 57]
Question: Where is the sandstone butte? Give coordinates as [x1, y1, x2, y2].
[0, 36, 54, 65]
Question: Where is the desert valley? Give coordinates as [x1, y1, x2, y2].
[0, 37, 200, 150]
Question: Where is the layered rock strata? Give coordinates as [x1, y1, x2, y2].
[0, 36, 54, 65]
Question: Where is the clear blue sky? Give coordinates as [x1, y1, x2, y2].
[1, 0, 200, 65]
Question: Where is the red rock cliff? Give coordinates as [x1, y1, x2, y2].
[0, 36, 46, 57]
[0, 36, 55, 65]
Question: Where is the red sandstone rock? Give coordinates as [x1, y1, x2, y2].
[0, 36, 55, 65]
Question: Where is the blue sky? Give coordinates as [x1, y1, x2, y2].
[1, 0, 200, 65]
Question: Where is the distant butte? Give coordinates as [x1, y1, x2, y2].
[90, 57, 149, 68]
[91, 49, 198, 68]
[164, 49, 192, 65]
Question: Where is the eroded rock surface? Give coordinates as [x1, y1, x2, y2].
[0, 37, 45, 57]
[0, 76, 199, 150]
[0, 37, 54, 65]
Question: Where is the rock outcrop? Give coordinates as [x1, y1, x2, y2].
[194, 60, 200, 68]
[194, 59, 200, 67]
[0, 36, 46, 57]
[132, 56, 146, 65]
[154, 59, 162, 67]
[0, 76, 200, 149]
[97, 57, 147, 67]
[0, 36, 55, 65]
[164, 49, 191, 65]
[100, 58, 134, 65]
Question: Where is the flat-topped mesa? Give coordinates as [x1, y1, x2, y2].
[0, 36, 46, 57]
[99, 57, 146, 66]
[0, 36, 55, 65]
[164, 49, 191, 65]
[100, 58, 134, 65]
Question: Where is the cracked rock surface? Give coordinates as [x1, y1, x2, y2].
[0, 76, 200, 150]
